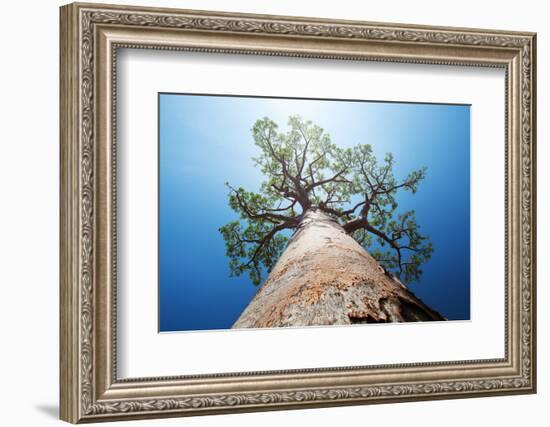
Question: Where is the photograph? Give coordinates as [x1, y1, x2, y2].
[158, 94, 471, 332]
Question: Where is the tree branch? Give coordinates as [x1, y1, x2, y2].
[230, 186, 296, 223]
[296, 125, 311, 179]
[305, 169, 350, 191]
[245, 221, 295, 267]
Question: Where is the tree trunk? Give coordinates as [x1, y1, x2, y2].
[233, 209, 444, 329]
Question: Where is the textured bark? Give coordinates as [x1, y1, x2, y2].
[233, 209, 444, 329]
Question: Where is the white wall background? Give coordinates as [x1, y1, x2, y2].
[0, 0, 545, 426]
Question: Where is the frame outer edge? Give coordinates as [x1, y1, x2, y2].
[60, 3, 80, 424]
[529, 33, 537, 393]
[68, 1, 536, 36]
[59, 2, 537, 422]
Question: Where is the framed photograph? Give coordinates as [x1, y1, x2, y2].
[60, 2, 537, 423]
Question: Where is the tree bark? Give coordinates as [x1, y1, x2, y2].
[233, 209, 444, 329]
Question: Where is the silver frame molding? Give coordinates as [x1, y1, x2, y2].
[60, 2, 537, 423]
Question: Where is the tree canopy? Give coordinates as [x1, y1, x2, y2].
[219, 116, 432, 286]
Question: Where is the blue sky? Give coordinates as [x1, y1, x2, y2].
[159, 93, 470, 332]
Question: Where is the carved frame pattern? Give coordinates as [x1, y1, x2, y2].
[60, 2, 536, 423]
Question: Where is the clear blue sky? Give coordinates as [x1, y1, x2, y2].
[159, 93, 470, 332]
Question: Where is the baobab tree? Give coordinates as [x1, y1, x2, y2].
[220, 115, 444, 328]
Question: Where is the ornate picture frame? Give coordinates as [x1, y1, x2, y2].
[60, 2, 536, 423]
